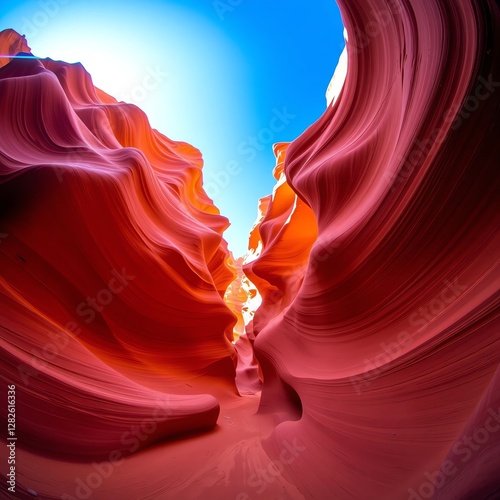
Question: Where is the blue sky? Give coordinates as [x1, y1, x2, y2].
[0, 0, 344, 257]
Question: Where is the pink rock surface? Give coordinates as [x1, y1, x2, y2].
[0, 30, 238, 463]
[243, 143, 318, 338]
[249, 0, 500, 498]
[1, 0, 500, 496]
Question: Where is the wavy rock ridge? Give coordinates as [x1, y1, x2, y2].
[246, 0, 500, 498]
[0, 28, 239, 461]
[1, 0, 500, 495]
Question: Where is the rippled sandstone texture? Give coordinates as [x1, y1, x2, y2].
[0, 28, 239, 460]
[243, 142, 318, 340]
[1, 0, 500, 496]
[248, 0, 500, 498]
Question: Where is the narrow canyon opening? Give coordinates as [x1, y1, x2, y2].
[1, 0, 499, 496]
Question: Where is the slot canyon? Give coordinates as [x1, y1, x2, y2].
[0, 0, 499, 499]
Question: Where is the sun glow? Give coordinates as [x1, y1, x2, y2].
[16, 2, 248, 145]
